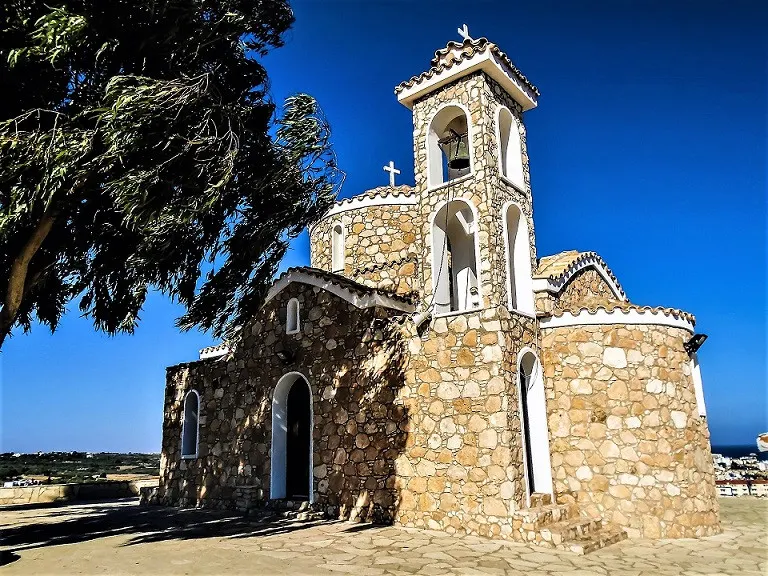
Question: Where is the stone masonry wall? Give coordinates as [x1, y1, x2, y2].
[160, 293, 544, 541]
[394, 306, 537, 539]
[309, 197, 420, 297]
[160, 284, 411, 522]
[541, 322, 720, 538]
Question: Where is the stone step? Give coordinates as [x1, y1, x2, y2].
[261, 499, 314, 512]
[539, 517, 603, 546]
[529, 492, 552, 507]
[511, 502, 578, 531]
[559, 524, 628, 555]
[246, 506, 325, 523]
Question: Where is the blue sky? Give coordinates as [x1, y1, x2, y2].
[2, 1, 765, 452]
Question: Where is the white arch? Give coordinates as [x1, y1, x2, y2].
[426, 102, 474, 189]
[429, 198, 483, 315]
[495, 106, 525, 189]
[181, 390, 200, 459]
[286, 298, 300, 334]
[331, 221, 344, 272]
[270, 372, 314, 501]
[516, 348, 553, 503]
[502, 201, 535, 314]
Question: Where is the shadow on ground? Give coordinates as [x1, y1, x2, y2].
[0, 499, 339, 553]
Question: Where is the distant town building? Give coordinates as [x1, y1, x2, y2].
[716, 479, 768, 497]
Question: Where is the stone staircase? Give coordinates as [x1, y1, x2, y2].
[246, 499, 326, 523]
[510, 493, 627, 554]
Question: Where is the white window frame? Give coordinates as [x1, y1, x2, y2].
[286, 298, 301, 335]
[331, 221, 345, 273]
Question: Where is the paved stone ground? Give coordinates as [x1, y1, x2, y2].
[0, 498, 765, 575]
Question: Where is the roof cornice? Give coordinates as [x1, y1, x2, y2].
[395, 38, 539, 111]
[266, 267, 416, 313]
[310, 186, 416, 231]
[533, 251, 627, 302]
[540, 304, 695, 333]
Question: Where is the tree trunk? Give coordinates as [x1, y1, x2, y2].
[0, 211, 57, 350]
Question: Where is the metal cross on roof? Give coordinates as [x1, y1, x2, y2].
[458, 24, 473, 42]
[383, 161, 401, 187]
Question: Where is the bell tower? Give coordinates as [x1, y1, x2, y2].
[395, 28, 540, 315]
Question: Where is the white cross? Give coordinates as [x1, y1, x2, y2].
[383, 161, 400, 187]
[458, 24, 473, 42]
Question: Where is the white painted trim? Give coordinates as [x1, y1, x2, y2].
[502, 200, 535, 315]
[314, 194, 416, 225]
[532, 254, 627, 301]
[199, 344, 230, 360]
[500, 175, 526, 194]
[691, 352, 707, 417]
[428, 197, 484, 314]
[286, 298, 301, 335]
[266, 270, 414, 313]
[433, 307, 488, 320]
[426, 102, 475, 189]
[181, 389, 200, 459]
[270, 372, 314, 502]
[516, 348, 554, 505]
[426, 172, 473, 194]
[397, 49, 538, 111]
[540, 308, 695, 333]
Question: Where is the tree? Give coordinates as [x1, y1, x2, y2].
[0, 1, 340, 349]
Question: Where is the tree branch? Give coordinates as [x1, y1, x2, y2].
[0, 209, 57, 349]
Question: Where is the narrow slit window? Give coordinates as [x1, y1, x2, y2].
[331, 223, 344, 272]
[181, 390, 200, 458]
[286, 298, 300, 334]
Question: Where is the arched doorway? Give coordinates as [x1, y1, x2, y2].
[271, 372, 313, 501]
[518, 350, 554, 502]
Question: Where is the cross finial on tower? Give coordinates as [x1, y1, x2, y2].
[458, 24, 473, 42]
[383, 161, 401, 187]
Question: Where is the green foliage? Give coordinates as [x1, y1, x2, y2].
[0, 1, 341, 345]
[0, 452, 160, 482]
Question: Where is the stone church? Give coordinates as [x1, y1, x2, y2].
[156, 31, 720, 553]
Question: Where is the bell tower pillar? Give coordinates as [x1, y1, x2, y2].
[395, 31, 540, 315]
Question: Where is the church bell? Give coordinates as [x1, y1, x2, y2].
[438, 129, 470, 170]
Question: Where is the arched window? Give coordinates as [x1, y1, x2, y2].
[497, 107, 525, 188]
[504, 202, 535, 314]
[181, 390, 200, 459]
[428, 105, 472, 187]
[431, 199, 481, 315]
[286, 298, 300, 334]
[518, 350, 553, 501]
[331, 223, 344, 272]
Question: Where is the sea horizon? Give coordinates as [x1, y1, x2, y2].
[711, 444, 767, 459]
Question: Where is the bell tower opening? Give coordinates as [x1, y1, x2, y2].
[428, 105, 471, 187]
[431, 199, 481, 315]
